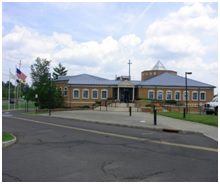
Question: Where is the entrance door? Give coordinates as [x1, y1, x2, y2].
[119, 88, 133, 103]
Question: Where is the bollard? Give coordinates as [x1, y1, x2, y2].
[183, 108, 186, 118]
[154, 109, 157, 125]
[129, 106, 132, 116]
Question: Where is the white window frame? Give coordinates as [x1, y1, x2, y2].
[73, 89, 80, 99]
[101, 89, 108, 99]
[192, 91, 198, 101]
[148, 90, 154, 99]
[64, 87, 68, 96]
[183, 91, 190, 101]
[166, 91, 172, 100]
[92, 89, 98, 99]
[200, 91, 206, 101]
[82, 89, 89, 99]
[59, 87, 62, 95]
[175, 91, 181, 101]
[157, 91, 163, 100]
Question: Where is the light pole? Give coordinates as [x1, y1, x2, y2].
[48, 73, 51, 116]
[185, 72, 192, 115]
[35, 94, 38, 114]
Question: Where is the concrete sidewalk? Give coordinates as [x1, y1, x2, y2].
[41, 110, 218, 142]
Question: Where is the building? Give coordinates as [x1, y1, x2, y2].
[55, 61, 216, 107]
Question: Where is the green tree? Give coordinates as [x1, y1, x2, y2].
[2, 81, 16, 100]
[53, 63, 68, 80]
[30, 57, 64, 108]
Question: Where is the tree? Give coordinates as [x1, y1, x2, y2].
[2, 81, 16, 100]
[53, 63, 68, 80]
[30, 57, 64, 108]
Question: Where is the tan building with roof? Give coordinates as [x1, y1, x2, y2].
[55, 61, 215, 109]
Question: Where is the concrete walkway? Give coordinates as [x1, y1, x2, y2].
[41, 110, 218, 142]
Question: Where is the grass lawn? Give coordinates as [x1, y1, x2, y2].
[2, 132, 15, 142]
[158, 111, 218, 127]
[2, 103, 35, 110]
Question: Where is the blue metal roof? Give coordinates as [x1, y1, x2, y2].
[137, 72, 215, 88]
[56, 73, 215, 88]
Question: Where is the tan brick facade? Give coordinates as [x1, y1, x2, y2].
[56, 80, 214, 108]
[136, 87, 214, 105]
[56, 81, 114, 107]
[141, 70, 177, 80]
[55, 61, 215, 108]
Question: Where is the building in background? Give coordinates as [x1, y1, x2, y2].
[55, 61, 216, 108]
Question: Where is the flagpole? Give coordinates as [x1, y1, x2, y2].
[8, 69, 11, 110]
[15, 65, 18, 109]
[14, 66, 16, 110]
[19, 61, 22, 109]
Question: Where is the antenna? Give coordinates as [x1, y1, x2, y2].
[128, 60, 132, 81]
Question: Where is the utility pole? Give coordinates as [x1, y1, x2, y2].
[128, 60, 132, 81]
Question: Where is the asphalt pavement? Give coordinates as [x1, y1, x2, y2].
[40, 110, 218, 142]
[2, 111, 218, 182]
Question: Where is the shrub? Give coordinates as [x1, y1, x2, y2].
[165, 100, 177, 104]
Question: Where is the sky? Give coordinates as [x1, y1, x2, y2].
[1, 2, 219, 94]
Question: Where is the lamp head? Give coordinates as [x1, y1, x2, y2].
[185, 72, 192, 75]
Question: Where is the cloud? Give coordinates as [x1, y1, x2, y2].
[2, 2, 218, 92]
[140, 3, 217, 59]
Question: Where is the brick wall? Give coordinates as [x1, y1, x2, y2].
[55, 81, 214, 108]
[136, 87, 214, 104]
[141, 70, 177, 80]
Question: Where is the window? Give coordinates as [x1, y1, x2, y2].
[192, 91, 198, 101]
[60, 87, 62, 95]
[101, 90, 108, 99]
[83, 89, 89, 99]
[183, 91, 189, 100]
[64, 87, 68, 96]
[148, 91, 154, 99]
[200, 92, 206, 101]
[175, 91, 181, 101]
[157, 91, 163, 100]
[73, 89, 80, 99]
[166, 91, 172, 100]
[92, 90, 98, 99]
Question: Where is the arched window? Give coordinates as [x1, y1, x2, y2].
[73, 89, 80, 99]
[192, 91, 198, 101]
[157, 91, 163, 100]
[200, 91, 206, 101]
[92, 89, 98, 99]
[60, 87, 62, 95]
[64, 87, 68, 96]
[166, 91, 172, 100]
[82, 89, 89, 99]
[148, 90, 154, 99]
[175, 91, 181, 101]
[101, 89, 108, 99]
[183, 91, 190, 101]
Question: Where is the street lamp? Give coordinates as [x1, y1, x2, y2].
[185, 72, 192, 116]
[48, 73, 51, 116]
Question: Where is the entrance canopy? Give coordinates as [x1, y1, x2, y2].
[117, 80, 135, 102]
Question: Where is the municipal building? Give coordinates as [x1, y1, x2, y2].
[55, 61, 215, 107]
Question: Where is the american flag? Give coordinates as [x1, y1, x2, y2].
[16, 68, 27, 82]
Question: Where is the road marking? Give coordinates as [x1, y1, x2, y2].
[9, 116, 218, 153]
[2, 112, 13, 117]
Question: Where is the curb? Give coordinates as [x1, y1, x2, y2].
[38, 113, 217, 141]
[2, 136, 17, 148]
[44, 115, 201, 135]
